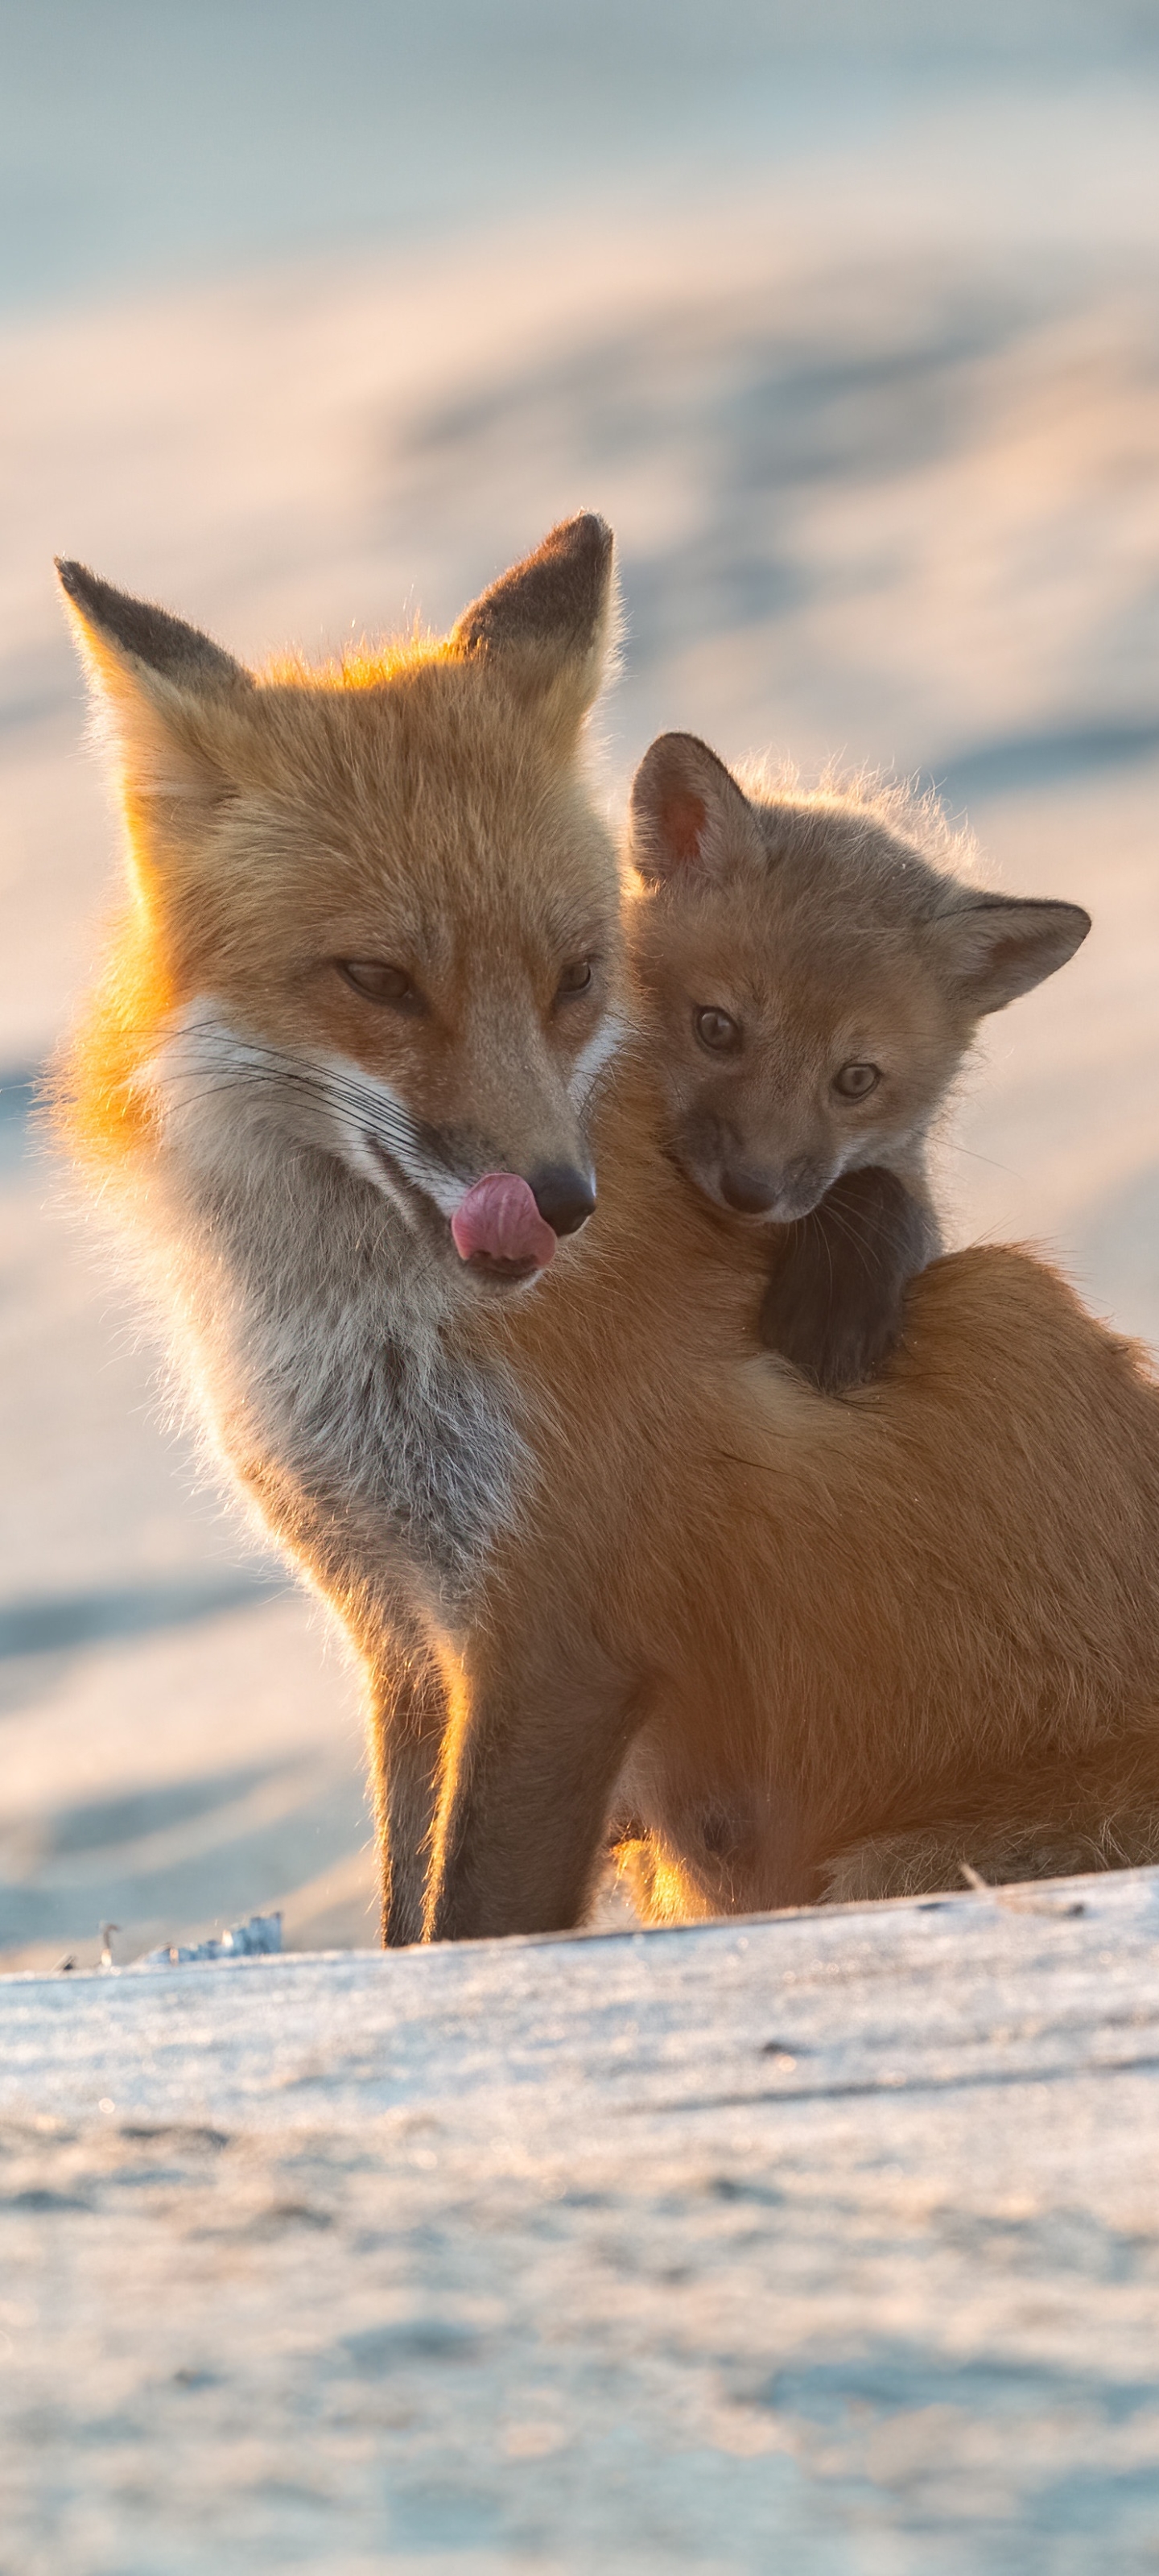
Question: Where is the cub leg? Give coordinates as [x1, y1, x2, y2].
[760, 1164, 938, 1395]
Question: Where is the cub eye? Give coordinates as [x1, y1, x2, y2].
[337, 960, 421, 1010]
[556, 957, 595, 1001]
[695, 1006, 741, 1054]
[832, 1062, 881, 1100]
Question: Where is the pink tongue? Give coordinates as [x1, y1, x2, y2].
[451, 1172, 557, 1269]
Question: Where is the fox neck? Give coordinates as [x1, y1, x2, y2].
[139, 1003, 523, 1617]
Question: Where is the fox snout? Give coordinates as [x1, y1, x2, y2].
[528, 1164, 598, 1239]
[451, 1165, 596, 1282]
[672, 1104, 834, 1226]
[716, 1156, 831, 1225]
[295, 1037, 600, 1291]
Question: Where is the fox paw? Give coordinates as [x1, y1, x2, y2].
[760, 1166, 935, 1396]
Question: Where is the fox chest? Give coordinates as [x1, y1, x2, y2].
[245, 1307, 520, 1608]
[361, 1335, 520, 1599]
[181, 1158, 523, 1612]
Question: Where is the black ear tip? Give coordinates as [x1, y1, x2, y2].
[543, 512, 614, 580]
[55, 558, 113, 622]
[564, 511, 612, 551]
[456, 512, 616, 675]
[54, 560, 250, 694]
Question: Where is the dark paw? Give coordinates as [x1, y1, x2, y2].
[773, 1297, 905, 1397]
[760, 1167, 935, 1395]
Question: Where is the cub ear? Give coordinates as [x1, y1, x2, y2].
[930, 893, 1091, 1015]
[56, 559, 254, 820]
[452, 513, 616, 741]
[629, 732, 765, 885]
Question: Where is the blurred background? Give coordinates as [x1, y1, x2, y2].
[3, 0, 1159, 1968]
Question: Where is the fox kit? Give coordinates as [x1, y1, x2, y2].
[57, 521, 1159, 1947]
[627, 730, 1090, 1393]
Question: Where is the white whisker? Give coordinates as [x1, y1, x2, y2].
[147, 1001, 468, 1228]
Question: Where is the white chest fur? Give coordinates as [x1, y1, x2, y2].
[142, 1013, 523, 1611]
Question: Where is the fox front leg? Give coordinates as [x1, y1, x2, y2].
[366, 1633, 452, 1947]
[423, 1627, 638, 1942]
[760, 1165, 938, 1396]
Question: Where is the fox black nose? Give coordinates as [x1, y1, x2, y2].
[720, 1166, 779, 1215]
[530, 1163, 596, 1238]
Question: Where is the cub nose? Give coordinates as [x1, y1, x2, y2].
[529, 1163, 597, 1238]
[719, 1166, 779, 1215]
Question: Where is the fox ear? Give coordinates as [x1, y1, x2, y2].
[930, 893, 1091, 1015]
[629, 733, 765, 884]
[56, 559, 254, 823]
[452, 514, 616, 742]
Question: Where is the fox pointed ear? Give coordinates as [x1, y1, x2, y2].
[56, 559, 254, 822]
[629, 733, 765, 885]
[930, 893, 1091, 1015]
[452, 514, 616, 741]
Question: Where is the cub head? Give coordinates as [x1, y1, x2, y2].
[57, 516, 625, 1293]
[627, 732, 1090, 1224]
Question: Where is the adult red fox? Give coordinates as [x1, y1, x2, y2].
[56, 518, 1159, 1942]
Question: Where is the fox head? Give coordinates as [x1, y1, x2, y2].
[57, 517, 625, 1292]
[627, 732, 1091, 1225]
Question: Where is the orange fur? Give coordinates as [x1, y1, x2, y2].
[432, 1060, 1159, 1930]
[53, 526, 1159, 1947]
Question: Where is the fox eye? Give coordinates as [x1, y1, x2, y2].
[337, 960, 422, 1011]
[695, 1006, 741, 1054]
[833, 1062, 881, 1100]
[556, 957, 595, 1001]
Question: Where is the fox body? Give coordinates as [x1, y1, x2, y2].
[626, 730, 1090, 1393]
[56, 522, 1159, 1940]
[56, 522, 625, 1941]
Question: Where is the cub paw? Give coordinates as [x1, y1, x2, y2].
[761, 1166, 935, 1396]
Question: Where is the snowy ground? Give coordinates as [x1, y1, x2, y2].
[3, 119, 1159, 1967]
[6, 1868, 1159, 2570]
